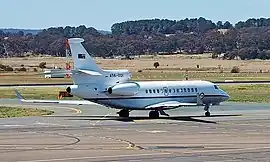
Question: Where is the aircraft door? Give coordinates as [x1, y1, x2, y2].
[163, 87, 168, 96]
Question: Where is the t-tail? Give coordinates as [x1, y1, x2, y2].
[67, 38, 131, 86]
[68, 38, 102, 72]
[68, 38, 104, 85]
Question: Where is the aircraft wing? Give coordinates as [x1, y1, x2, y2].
[145, 101, 198, 110]
[15, 90, 96, 105]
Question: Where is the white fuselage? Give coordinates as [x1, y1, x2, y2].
[69, 80, 229, 110]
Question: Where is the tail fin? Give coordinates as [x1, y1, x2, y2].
[68, 38, 102, 72]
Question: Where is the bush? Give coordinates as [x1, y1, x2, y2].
[0, 64, 6, 70]
[5, 66, 13, 71]
[39, 62, 46, 68]
[18, 67, 27, 72]
[33, 68, 38, 72]
[138, 70, 142, 72]
[231, 66, 240, 73]
[153, 62, 160, 68]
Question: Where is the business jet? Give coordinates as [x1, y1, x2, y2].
[16, 38, 230, 118]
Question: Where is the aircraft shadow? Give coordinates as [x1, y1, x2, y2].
[54, 114, 241, 124]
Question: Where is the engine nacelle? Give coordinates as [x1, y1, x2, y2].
[66, 85, 79, 94]
[108, 82, 140, 96]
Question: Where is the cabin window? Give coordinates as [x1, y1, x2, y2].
[187, 88, 190, 92]
[164, 89, 167, 93]
[145, 90, 148, 93]
[191, 88, 194, 92]
[195, 88, 198, 92]
[149, 89, 152, 93]
[157, 89, 160, 93]
[183, 88, 186, 92]
[176, 89, 179, 93]
[153, 89, 156, 93]
[173, 88, 175, 93]
[169, 89, 171, 93]
[214, 85, 219, 89]
[180, 88, 183, 92]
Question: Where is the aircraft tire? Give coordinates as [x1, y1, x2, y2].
[149, 110, 159, 119]
[118, 109, 129, 117]
[205, 111, 211, 117]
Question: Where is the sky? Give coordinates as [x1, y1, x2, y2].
[1, 0, 270, 31]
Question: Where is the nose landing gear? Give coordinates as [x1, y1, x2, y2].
[204, 104, 211, 117]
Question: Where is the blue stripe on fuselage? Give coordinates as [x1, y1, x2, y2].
[84, 94, 227, 101]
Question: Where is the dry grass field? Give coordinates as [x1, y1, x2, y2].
[0, 54, 270, 84]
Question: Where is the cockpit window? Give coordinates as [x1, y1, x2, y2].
[214, 85, 219, 89]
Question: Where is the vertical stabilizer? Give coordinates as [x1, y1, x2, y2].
[68, 38, 101, 72]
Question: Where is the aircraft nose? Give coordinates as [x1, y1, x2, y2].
[222, 92, 230, 101]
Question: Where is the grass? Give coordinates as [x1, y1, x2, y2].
[1, 84, 270, 103]
[0, 72, 72, 85]
[132, 71, 270, 81]
[1, 71, 270, 85]
[0, 106, 54, 118]
[1, 55, 270, 85]
[0, 87, 81, 100]
[220, 84, 270, 103]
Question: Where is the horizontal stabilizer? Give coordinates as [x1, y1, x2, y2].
[43, 69, 102, 76]
[77, 69, 102, 76]
[15, 90, 98, 105]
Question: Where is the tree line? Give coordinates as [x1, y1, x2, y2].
[1, 17, 270, 60]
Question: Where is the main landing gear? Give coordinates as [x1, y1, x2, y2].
[117, 109, 129, 118]
[149, 110, 159, 119]
[204, 104, 211, 117]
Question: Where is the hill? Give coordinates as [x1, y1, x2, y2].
[0, 17, 270, 60]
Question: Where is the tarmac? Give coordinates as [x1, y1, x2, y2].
[0, 99, 270, 162]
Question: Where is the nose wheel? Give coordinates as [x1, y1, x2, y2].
[204, 104, 211, 117]
[205, 111, 211, 117]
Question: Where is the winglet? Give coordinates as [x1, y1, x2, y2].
[15, 90, 24, 100]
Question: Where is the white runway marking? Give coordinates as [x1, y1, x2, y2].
[17, 152, 171, 162]
[2, 124, 25, 127]
[33, 122, 69, 127]
[92, 112, 113, 126]
[67, 107, 82, 114]
[136, 130, 168, 133]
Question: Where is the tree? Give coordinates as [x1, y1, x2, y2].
[223, 21, 233, 29]
[216, 21, 223, 29]
[1, 17, 270, 60]
[153, 62, 160, 68]
[39, 62, 46, 69]
[231, 66, 240, 73]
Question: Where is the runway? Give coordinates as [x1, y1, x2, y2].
[1, 100, 270, 162]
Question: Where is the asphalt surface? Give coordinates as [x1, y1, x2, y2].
[1, 99, 270, 162]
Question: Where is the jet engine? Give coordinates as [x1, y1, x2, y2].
[107, 82, 140, 96]
[66, 85, 79, 94]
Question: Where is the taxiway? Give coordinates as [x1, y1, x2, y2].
[0, 99, 270, 162]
